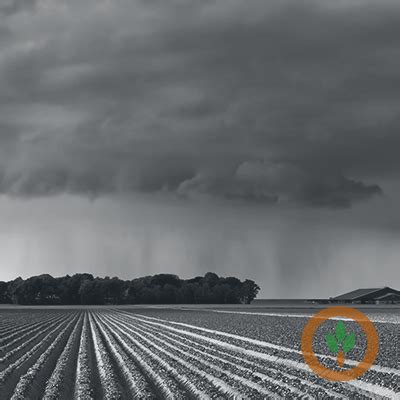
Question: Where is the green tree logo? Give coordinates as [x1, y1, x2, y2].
[325, 321, 356, 367]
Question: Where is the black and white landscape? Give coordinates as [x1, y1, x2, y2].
[0, 0, 400, 398]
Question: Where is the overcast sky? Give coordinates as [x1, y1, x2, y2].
[1, 0, 400, 297]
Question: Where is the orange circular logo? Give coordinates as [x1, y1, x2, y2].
[301, 306, 379, 381]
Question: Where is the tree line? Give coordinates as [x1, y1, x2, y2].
[0, 273, 260, 305]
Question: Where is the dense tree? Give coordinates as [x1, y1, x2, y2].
[0, 281, 10, 303]
[0, 273, 260, 305]
[240, 279, 260, 304]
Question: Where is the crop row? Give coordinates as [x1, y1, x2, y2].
[0, 308, 398, 399]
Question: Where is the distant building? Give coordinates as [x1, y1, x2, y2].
[331, 287, 400, 304]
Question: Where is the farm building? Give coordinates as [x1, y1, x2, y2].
[331, 287, 400, 304]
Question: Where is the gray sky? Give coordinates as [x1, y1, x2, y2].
[1, 0, 400, 297]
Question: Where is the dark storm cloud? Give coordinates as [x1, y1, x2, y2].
[0, 0, 398, 206]
[177, 161, 382, 208]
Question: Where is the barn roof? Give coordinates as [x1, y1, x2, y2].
[375, 292, 400, 300]
[333, 287, 386, 300]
